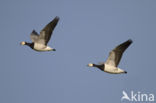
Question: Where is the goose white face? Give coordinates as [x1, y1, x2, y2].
[88, 63, 93, 67]
[20, 41, 25, 45]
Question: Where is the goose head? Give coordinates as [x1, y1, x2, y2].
[88, 63, 94, 67]
[87, 63, 104, 71]
[20, 41, 26, 45]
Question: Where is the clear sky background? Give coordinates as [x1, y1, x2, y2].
[0, 0, 156, 103]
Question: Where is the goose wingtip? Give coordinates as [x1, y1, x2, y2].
[128, 39, 133, 43]
[55, 16, 60, 20]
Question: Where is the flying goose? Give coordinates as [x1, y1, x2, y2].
[20, 16, 59, 52]
[88, 39, 133, 74]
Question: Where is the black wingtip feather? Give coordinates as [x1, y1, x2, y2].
[55, 16, 60, 21]
[32, 30, 38, 35]
[128, 39, 133, 43]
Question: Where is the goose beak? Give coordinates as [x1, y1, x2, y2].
[20, 41, 25, 45]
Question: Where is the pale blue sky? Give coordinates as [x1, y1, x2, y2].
[0, 0, 156, 103]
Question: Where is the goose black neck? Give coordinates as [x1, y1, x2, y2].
[93, 64, 104, 71]
[25, 42, 34, 49]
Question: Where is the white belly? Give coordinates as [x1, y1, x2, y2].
[34, 43, 52, 51]
[104, 64, 124, 74]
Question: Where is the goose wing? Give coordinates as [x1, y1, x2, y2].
[38, 16, 59, 45]
[30, 30, 39, 42]
[105, 39, 132, 67]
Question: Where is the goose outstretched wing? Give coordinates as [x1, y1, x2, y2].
[105, 39, 132, 67]
[30, 30, 39, 42]
[39, 16, 59, 45]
